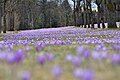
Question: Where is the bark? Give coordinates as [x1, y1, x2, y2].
[97, 5, 100, 28]
[95, 0, 103, 28]
[9, 11, 14, 31]
[108, 12, 117, 28]
[65, 14, 68, 26]
[8, 0, 14, 31]
[42, 0, 47, 28]
[0, 4, 2, 33]
[88, 12, 91, 28]
[76, 0, 80, 26]
[101, 18, 105, 28]
[81, 12, 84, 27]
[73, 0, 76, 26]
[86, 4, 90, 28]
[83, 0, 86, 28]
[89, 2, 94, 28]
[106, 1, 117, 28]
[3, 0, 7, 33]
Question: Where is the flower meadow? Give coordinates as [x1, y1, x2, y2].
[0, 27, 120, 80]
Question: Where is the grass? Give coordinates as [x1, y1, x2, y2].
[0, 44, 120, 80]
[0, 28, 120, 80]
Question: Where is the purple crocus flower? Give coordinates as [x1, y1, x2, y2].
[46, 53, 54, 62]
[66, 39, 71, 44]
[6, 53, 15, 64]
[37, 55, 46, 65]
[65, 54, 73, 62]
[19, 71, 30, 80]
[14, 49, 24, 63]
[101, 52, 108, 60]
[72, 56, 81, 67]
[56, 40, 62, 45]
[102, 47, 107, 51]
[76, 47, 86, 57]
[35, 43, 39, 52]
[111, 54, 120, 64]
[83, 69, 94, 80]
[60, 41, 66, 45]
[74, 68, 94, 80]
[100, 43, 104, 47]
[112, 44, 120, 53]
[50, 41, 56, 45]
[52, 65, 62, 79]
[5, 45, 11, 51]
[0, 44, 3, 49]
[25, 46, 30, 52]
[73, 68, 84, 79]
[95, 45, 101, 51]
[83, 50, 90, 58]
[0, 52, 6, 60]
[91, 51, 100, 60]
[40, 42, 46, 49]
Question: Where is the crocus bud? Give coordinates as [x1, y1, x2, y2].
[37, 55, 46, 65]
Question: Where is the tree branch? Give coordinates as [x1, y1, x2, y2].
[96, 0, 103, 5]
[0, 0, 9, 3]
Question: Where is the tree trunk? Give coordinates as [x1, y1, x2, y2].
[43, 12, 47, 28]
[85, 12, 88, 28]
[9, 11, 14, 31]
[73, 0, 76, 26]
[105, 0, 117, 28]
[89, 3, 94, 28]
[81, 12, 84, 27]
[87, 12, 90, 28]
[42, 0, 47, 28]
[86, 4, 90, 28]
[3, 1, 6, 33]
[76, 0, 81, 27]
[108, 12, 117, 28]
[101, 18, 105, 28]
[83, 12, 86, 28]
[97, 5, 101, 28]
[76, 11, 80, 26]
[29, 9, 34, 29]
[83, 0, 86, 28]
[0, 4, 2, 33]
[66, 14, 69, 26]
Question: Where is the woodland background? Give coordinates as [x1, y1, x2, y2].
[0, 0, 120, 33]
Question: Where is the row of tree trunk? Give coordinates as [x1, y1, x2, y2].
[74, 0, 120, 28]
[0, 0, 120, 33]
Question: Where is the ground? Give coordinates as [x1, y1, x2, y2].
[0, 27, 120, 80]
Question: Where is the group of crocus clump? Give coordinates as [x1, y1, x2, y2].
[0, 27, 120, 80]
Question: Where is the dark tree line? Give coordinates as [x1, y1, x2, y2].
[0, 0, 120, 33]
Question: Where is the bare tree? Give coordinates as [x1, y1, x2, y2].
[76, 0, 81, 26]
[72, 0, 76, 26]
[61, 0, 72, 26]
[106, 0, 117, 28]
[3, 0, 9, 33]
[6, 0, 22, 31]
[83, 0, 87, 28]
[42, 0, 47, 28]
[95, 0, 103, 28]
[86, 0, 93, 28]
[0, 3, 2, 33]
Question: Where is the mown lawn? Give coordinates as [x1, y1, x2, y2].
[0, 28, 120, 80]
